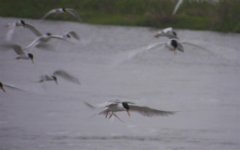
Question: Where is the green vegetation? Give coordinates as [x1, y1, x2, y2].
[0, 0, 239, 32]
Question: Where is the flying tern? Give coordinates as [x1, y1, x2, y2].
[41, 8, 81, 21]
[38, 70, 80, 85]
[6, 20, 42, 41]
[84, 100, 175, 120]
[1, 43, 34, 63]
[24, 31, 79, 50]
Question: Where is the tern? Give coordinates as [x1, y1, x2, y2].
[84, 100, 175, 119]
[1, 43, 34, 63]
[38, 70, 80, 85]
[24, 31, 79, 50]
[154, 27, 178, 39]
[6, 20, 42, 41]
[41, 8, 81, 21]
[0, 81, 23, 93]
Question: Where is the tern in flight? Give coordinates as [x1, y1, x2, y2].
[6, 20, 42, 41]
[38, 70, 80, 85]
[1, 43, 34, 63]
[84, 100, 175, 120]
[24, 31, 79, 50]
[41, 8, 81, 21]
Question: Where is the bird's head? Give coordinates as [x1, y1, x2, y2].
[20, 20, 26, 25]
[52, 76, 58, 84]
[0, 82, 6, 93]
[172, 31, 179, 38]
[28, 53, 34, 64]
[46, 32, 52, 36]
[170, 39, 178, 49]
[122, 102, 131, 117]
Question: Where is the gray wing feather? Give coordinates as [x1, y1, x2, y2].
[129, 105, 175, 117]
[1, 44, 24, 55]
[41, 9, 58, 20]
[67, 31, 80, 40]
[4, 83, 24, 91]
[24, 24, 42, 36]
[53, 70, 80, 84]
[66, 8, 81, 21]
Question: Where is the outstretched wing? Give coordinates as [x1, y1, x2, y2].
[6, 24, 16, 42]
[1, 43, 24, 55]
[84, 101, 97, 109]
[66, 31, 80, 40]
[3, 83, 24, 92]
[177, 41, 184, 52]
[41, 9, 58, 20]
[24, 23, 42, 36]
[53, 70, 80, 84]
[129, 105, 176, 117]
[113, 42, 165, 65]
[66, 8, 81, 21]
[172, 0, 184, 15]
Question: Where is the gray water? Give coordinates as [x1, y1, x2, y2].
[0, 17, 240, 150]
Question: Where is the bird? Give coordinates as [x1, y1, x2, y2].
[1, 43, 34, 63]
[84, 100, 175, 120]
[154, 27, 179, 39]
[41, 8, 81, 21]
[6, 20, 42, 41]
[38, 69, 80, 85]
[0, 81, 24, 93]
[24, 31, 79, 50]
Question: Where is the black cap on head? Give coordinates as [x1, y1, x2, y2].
[171, 39, 178, 49]
[20, 20, 25, 25]
[46, 32, 52, 36]
[28, 53, 34, 63]
[122, 102, 130, 110]
[52, 76, 58, 84]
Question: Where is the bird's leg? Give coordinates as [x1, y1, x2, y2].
[127, 110, 131, 117]
[108, 111, 113, 119]
[105, 111, 109, 118]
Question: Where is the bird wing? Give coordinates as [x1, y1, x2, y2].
[1, 43, 24, 55]
[66, 8, 81, 21]
[172, 0, 184, 15]
[24, 23, 42, 36]
[24, 37, 44, 50]
[66, 31, 80, 40]
[84, 101, 97, 109]
[41, 9, 58, 20]
[113, 42, 165, 65]
[53, 70, 80, 84]
[6, 24, 16, 41]
[177, 41, 184, 52]
[181, 41, 213, 53]
[3, 83, 24, 91]
[129, 105, 175, 117]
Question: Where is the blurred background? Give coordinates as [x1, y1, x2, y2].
[0, 0, 239, 32]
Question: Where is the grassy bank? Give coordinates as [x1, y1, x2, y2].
[0, 0, 239, 32]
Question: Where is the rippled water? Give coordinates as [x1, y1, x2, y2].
[0, 17, 240, 150]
